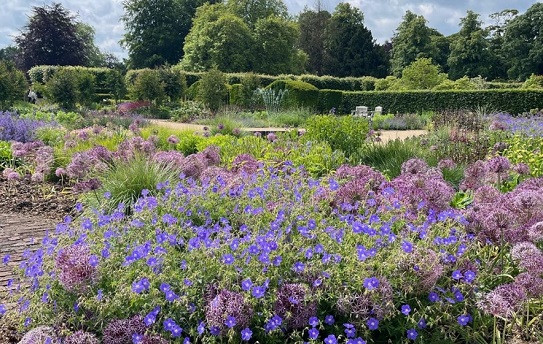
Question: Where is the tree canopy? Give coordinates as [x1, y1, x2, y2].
[297, 7, 331, 75]
[14, 3, 89, 70]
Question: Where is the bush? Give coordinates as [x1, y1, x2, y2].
[46, 69, 80, 109]
[198, 69, 228, 112]
[522, 74, 543, 89]
[128, 69, 166, 106]
[158, 68, 187, 101]
[339, 89, 543, 115]
[170, 101, 208, 122]
[0, 61, 28, 108]
[317, 89, 343, 114]
[267, 79, 319, 110]
[304, 115, 369, 158]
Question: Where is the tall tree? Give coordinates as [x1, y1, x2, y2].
[227, 0, 288, 28]
[181, 3, 254, 72]
[253, 16, 303, 74]
[298, 6, 331, 75]
[503, 3, 543, 80]
[390, 11, 439, 77]
[486, 9, 518, 79]
[447, 11, 493, 80]
[121, 0, 220, 68]
[14, 3, 87, 70]
[322, 3, 387, 77]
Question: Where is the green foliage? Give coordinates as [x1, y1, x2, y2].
[80, 154, 181, 214]
[76, 69, 96, 106]
[390, 10, 441, 77]
[34, 127, 67, 146]
[503, 135, 543, 176]
[128, 69, 165, 106]
[169, 101, 208, 122]
[198, 68, 228, 112]
[338, 89, 543, 115]
[175, 131, 206, 155]
[297, 8, 331, 75]
[503, 3, 543, 80]
[0, 140, 13, 169]
[447, 11, 493, 80]
[227, 0, 288, 28]
[400, 57, 447, 90]
[374, 76, 400, 91]
[304, 114, 369, 158]
[434, 76, 477, 90]
[0, 61, 27, 108]
[267, 79, 319, 110]
[323, 3, 388, 78]
[46, 69, 79, 109]
[354, 138, 424, 178]
[522, 74, 543, 89]
[158, 68, 187, 101]
[253, 16, 304, 75]
[317, 89, 342, 113]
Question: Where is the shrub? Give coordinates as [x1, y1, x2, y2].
[317, 89, 343, 114]
[0, 61, 27, 108]
[399, 57, 447, 90]
[522, 74, 543, 89]
[304, 115, 369, 158]
[267, 79, 319, 110]
[46, 69, 80, 109]
[128, 69, 166, 106]
[158, 67, 187, 101]
[198, 69, 228, 112]
[0, 111, 51, 143]
[170, 101, 208, 122]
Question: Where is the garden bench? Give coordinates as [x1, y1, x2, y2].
[352, 106, 382, 127]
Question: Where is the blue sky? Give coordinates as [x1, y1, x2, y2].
[0, 0, 540, 60]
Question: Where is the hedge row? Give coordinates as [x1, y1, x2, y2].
[325, 89, 543, 115]
[28, 66, 118, 94]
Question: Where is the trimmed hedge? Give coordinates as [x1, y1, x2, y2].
[336, 89, 543, 115]
[317, 89, 343, 113]
[267, 79, 319, 109]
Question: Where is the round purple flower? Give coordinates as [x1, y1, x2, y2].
[366, 317, 379, 330]
[324, 334, 338, 344]
[241, 328, 252, 341]
[457, 314, 471, 326]
[401, 304, 411, 315]
[309, 327, 319, 340]
[406, 328, 418, 340]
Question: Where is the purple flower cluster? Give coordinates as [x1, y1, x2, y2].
[55, 244, 98, 292]
[205, 289, 254, 333]
[103, 315, 146, 344]
[0, 111, 51, 143]
[18, 326, 60, 344]
[273, 283, 317, 329]
[64, 330, 99, 344]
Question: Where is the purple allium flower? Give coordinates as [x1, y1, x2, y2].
[511, 242, 543, 274]
[273, 283, 317, 329]
[513, 163, 530, 175]
[514, 273, 543, 298]
[72, 178, 102, 194]
[267, 132, 277, 142]
[438, 159, 456, 170]
[241, 328, 252, 341]
[18, 326, 60, 344]
[231, 154, 260, 175]
[205, 289, 253, 333]
[167, 135, 180, 144]
[366, 317, 379, 330]
[528, 221, 543, 242]
[406, 328, 418, 340]
[103, 315, 146, 344]
[477, 283, 527, 318]
[6, 171, 21, 181]
[401, 158, 429, 175]
[486, 156, 511, 174]
[64, 330, 99, 344]
[55, 244, 97, 292]
[201, 145, 221, 166]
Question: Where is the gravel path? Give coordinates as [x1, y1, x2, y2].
[149, 119, 428, 143]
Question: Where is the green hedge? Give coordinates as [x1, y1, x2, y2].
[317, 89, 343, 113]
[336, 89, 543, 115]
[268, 79, 319, 109]
[28, 66, 116, 91]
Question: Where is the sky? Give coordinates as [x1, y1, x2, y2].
[0, 0, 540, 60]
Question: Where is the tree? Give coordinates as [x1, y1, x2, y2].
[322, 3, 388, 77]
[390, 11, 440, 77]
[227, 0, 288, 28]
[14, 3, 88, 70]
[447, 11, 493, 80]
[76, 23, 106, 67]
[253, 16, 304, 74]
[0, 46, 20, 65]
[487, 9, 518, 80]
[298, 6, 331, 75]
[503, 3, 543, 80]
[0, 61, 27, 108]
[400, 57, 446, 90]
[121, 0, 221, 68]
[181, 4, 254, 72]
[198, 68, 228, 112]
